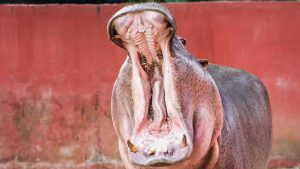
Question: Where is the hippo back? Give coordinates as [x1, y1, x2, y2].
[207, 64, 272, 169]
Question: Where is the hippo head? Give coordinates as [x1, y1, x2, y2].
[108, 3, 223, 168]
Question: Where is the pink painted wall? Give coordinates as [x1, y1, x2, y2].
[0, 2, 299, 168]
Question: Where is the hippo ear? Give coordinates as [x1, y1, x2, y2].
[177, 36, 186, 47]
[198, 59, 209, 68]
[179, 38, 186, 46]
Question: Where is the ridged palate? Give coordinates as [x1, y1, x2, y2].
[111, 10, 171, 68]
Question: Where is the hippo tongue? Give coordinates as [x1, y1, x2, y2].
[149, 73, 167, 132]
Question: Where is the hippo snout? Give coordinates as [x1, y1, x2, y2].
[127, 134, 189, 166]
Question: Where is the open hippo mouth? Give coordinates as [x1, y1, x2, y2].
[108, 3, 272, 169]
[108, 3, 192, 167]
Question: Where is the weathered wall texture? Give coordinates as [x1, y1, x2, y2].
[0, 2, 299, 169]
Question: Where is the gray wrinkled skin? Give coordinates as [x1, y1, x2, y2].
[109, 3, 272, 169]
[208, 64, 272, 169]
[176, 38, 272, 169]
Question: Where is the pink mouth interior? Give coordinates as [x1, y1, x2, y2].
[112, 10, 191, 166]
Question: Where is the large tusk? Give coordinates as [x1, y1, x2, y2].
[181, 134, 187, 148]
[127, 140, 138, 153]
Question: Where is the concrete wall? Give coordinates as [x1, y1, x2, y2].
[0, 2, 299, 168]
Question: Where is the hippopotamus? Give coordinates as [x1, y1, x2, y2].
[107, 3, 272, 169]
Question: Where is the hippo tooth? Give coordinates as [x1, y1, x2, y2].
[127, 140, 138, 153]
[128, 27, 132, 33]
[168, 27, 174, 33]
[145, 24, 160, 64]
[181, 134, 187, 148]
[162, 145, 168, 154]
[131, 30, 153, 64]
[157, 49, 163, 61]
[148, 146, 156, 156]
[140, 52, 147, 70]
[166, 116, 170, 122]
[111, 34, 121, 40]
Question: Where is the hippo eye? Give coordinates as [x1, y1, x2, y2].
[180, 38, 186, 46]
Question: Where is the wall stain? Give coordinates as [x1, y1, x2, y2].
[81, 105, 86, 117]
[0, 155, 15, 163]
[94, 92, 99, 111]
[13, 98, 51, 141]
[104, 112, 111, 118]
[14, 101, 35, 140]
[96, 6, 101, 16]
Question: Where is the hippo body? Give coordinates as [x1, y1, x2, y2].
[207, 64, 272, 169]
[108, 3, 272, 169]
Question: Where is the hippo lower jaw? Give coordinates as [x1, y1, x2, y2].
[129, 139, 189, 167]
[127, 124, 191, 166]
[110, 9, 193, 166]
